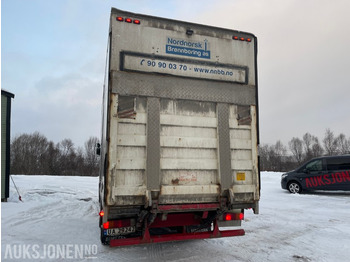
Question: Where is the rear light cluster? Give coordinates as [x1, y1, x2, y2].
[233, 36, 252, 42]
[224, 213, 244, 221]
[116, 16, 141, 24]
[103, 219, 132, 229]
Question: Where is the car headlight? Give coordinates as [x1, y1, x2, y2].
[281, 174, 287, 179]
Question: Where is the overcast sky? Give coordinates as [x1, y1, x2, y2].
[2, 0, 350, 147]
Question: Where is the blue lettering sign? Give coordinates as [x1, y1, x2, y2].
[166, 37, 211, 59]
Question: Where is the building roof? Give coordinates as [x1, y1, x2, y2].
[1, 89, 15, 98]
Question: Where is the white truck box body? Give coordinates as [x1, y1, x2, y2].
[100, 8, 260, 213]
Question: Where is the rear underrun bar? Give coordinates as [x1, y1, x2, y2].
[109, 219, 245, 247]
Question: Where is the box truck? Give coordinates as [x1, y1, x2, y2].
[98, 8, 260, 246]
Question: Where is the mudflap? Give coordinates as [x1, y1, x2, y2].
[109, 219, 245, 247]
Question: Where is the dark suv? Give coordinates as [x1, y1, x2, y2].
[281, 155, 350, 193]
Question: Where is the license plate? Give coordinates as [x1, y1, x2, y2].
[237, 172, 246, 181]
[104, 226, 136, 236]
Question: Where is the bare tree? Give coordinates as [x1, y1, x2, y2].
[337, 133, 350, 154]
[311, 136, 324, 157]
[11, 132, 100, 176]
[259, 130, 348, 171]
[11, 134, 29, 174]
[323, 129, 338, 155]
[301, 133, 325, 160]
[58, 139, 74, 157]
[259, 142, 294, 171]
[289, 137, 304, 165]
[84, 136, 100, 176]
[10, 132, 52, 174]
[271, 140, 287, 171]
[259, 144, 270, 171]
[56, 139, 78, 175]
[11, 130, 346, 176]
[303, 133, 313, 160]
[41, 141, 60, 175]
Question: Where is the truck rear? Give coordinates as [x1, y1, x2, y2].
[99, 8, 260, 246]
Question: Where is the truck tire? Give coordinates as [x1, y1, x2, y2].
[288, 181, 302, 194]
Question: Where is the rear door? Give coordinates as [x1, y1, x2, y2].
[325, 157, 350, 190]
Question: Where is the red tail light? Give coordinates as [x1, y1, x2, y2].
[225, 213, 232, 221]
[233, 36, 252, 42]
[224, 213, 244, 221]
[116, 16, 141, 25]
[103, 219, 132, 229]
[99, 210, 104, 217]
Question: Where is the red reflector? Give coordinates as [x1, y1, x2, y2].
[125, 18, 132, 23]
[225, 213, 232, 221]
[233, 36, 238, 40]
[103, 222, 109, 229]
[133, 19, 141, 25]
[107, 219, 132, 228]
[116, 17, 124, 22]
[99, 210, 104, 217]
[246, 38, 252, 42]
[240, 37, 245, 41]
[224, 213, 244, 221]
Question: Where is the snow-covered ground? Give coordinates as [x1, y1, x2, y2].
[2, 172, 350, 261]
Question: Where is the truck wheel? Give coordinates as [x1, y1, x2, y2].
[288, 181, 302, 194]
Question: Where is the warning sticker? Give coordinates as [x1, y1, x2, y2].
[236, 172, 246, 181]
